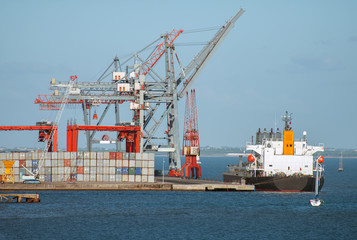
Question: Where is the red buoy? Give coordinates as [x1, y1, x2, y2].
[248, 154, 255, 162]
[318, 156, 324, 163]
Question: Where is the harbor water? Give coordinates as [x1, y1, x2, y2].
[1, 157, 356, 239]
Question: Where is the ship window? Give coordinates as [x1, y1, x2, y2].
[288, 166, 290, 170]
[305, 165, 308, 168]
[269, 164, 273, 167]
[289, 144, 292, 147]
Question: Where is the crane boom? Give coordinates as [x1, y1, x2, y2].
[177, 8, 245, 98]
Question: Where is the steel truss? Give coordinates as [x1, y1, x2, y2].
[34, 9, 245, 170]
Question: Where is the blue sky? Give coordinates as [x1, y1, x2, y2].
[0, 0, 357, 149]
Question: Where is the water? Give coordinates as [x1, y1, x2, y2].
[1, 157, 356, 239]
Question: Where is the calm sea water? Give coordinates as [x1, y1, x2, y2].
[1, 157, 356, 240]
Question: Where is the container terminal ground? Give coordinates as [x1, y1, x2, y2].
[0, 177, 254, 192]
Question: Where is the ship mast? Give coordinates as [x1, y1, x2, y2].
[282, 111, 292, 131]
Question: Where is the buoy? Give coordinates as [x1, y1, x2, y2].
[318, 156, 324, 163]
[248, 154, 255, 162]
[93, 113, 98, 120]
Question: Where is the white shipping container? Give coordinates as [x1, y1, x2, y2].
[116, 160, 122, 167]
[84, 167, 90, 174]
[97, 174, 103, 182]
[109, 175, 116, 182]
[90, 174, 96, 182]
[142, 168, 148, 175]
[97, 167, 103, 174]
[142, 175, 148, 183]
[52, 167, 58, 175]
[135, 161, 142, 168]
[90, 159, 96, 167]
[51, 152, 58, 160]
[103, 175, 109, 182]
[64, 167, 70, 175]
[115, 174, 122, 182]
[84, 174, 90, 182]
[45, 160, 51, 167]
[135, 175, 141, 182]
[103, 167, 109, 175]
[97, 152, 104, 160]
[122, 175, 129, 182]
[57, 152, 64, 160]
[71, 159, 76, 166]
[109, 160, 116, 167]
[83, 152, 90, 160]
[90, 152, 97, 160]
[148, 168, 155, 176]
[148, 161, 155, 168]
[12, 152, 19, 160]
[57, 160, 64, 167]
[122, 160, 128, 167]
[77, 174, 84, 182]
[148, 176, 154, 183]
[103, 152, 109, 160]
[129, 175, 135, 182]
[76, 159, 83, 166]
[26, 160, 32, 167]
[142, 160, 148, 168]
[19, 153, 26, 160]
[109, 167, 115, 175]
[129, 160, 135, 167]
[32, 152, 39, 160]
[103, 160, 109, 167]
[14, 160, 19, 168]
[97, 160, 103, 167]
[58, 167, 64, 175]
[84, 160, 90, 167]
[90, 167, 96, 174]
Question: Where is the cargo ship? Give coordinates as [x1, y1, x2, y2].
[223, 111, 325, 192]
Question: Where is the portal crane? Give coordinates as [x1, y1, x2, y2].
[180, 89, 201, 178]
[34, 9, 245, 172]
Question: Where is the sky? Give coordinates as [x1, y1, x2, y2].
[0, 0, 357, 150]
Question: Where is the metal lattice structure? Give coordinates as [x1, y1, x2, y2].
[181, 89, 201, 178]
[34, 9, 245, 171]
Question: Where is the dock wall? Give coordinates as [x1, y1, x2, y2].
[0, 152, 155, 183]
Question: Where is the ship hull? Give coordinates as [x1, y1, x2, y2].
[223, 173, 324, 192]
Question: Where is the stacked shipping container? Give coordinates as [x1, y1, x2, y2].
[0, 152, 155, 183]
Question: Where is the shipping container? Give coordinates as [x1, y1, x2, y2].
[128, 167, 135, 175]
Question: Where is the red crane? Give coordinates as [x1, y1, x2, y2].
[181, 89, 201, 179]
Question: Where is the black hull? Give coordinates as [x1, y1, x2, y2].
[223, 173, 324, 192]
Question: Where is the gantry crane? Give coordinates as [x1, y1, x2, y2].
[180, 89, 201, 178]
[34, 9, 245, 172]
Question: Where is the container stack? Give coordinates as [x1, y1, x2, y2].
[0, 152, 155, 183]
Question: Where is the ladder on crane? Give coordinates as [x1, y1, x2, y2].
[22, 75, 77, 182]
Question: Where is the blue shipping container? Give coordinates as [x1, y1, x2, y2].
[135, 167, 142, 175]
[121, 167, 129, 175]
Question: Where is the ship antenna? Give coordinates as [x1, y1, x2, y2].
[282, 111, 292, 131]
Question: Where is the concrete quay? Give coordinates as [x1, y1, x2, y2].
[0, 177, 254, 192]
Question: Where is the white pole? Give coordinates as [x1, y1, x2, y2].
[163, 159, 165, 184]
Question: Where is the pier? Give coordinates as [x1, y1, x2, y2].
[0, 193, 40, 203]
[0, 177, 254, 192]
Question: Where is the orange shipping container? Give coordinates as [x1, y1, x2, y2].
[77, 166, 84, 174]
[64, 159, 71, 167]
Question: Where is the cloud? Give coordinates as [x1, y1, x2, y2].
[290, 55, 339, 72]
